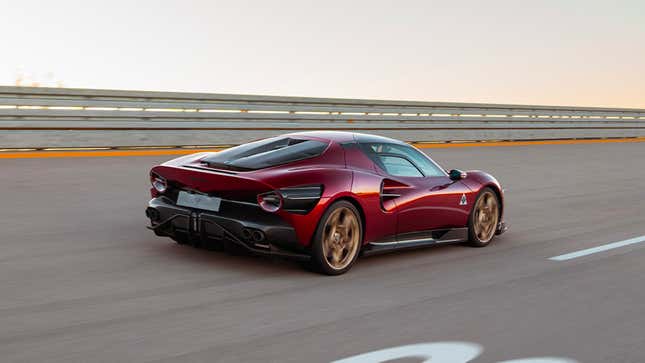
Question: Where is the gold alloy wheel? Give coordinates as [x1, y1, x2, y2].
[322, 206, 360, 270]
[473, 190, 499, 243]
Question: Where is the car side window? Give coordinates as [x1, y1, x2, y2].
[383, 144, 445, 177]
[377, 155, 424, 177]
[361, 142, 445, 177]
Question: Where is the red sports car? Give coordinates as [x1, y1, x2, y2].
[146, 131, 507, 275]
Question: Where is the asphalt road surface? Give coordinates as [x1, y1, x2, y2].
[1, 142, 644, 362]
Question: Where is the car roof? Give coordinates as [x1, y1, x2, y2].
[284, 131, 406, 145]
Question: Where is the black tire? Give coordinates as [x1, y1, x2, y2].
[467, 187, 500, 247]
[309, 200, 363, 275]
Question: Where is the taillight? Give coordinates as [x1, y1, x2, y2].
[150, 173, 168, 193]
[257, 191, 283, 213]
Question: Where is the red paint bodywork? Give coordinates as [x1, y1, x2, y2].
[150, 131, 505, 248]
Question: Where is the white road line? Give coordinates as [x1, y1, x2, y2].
[549, 235, 645, 261]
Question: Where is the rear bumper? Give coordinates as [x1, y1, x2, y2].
[146, 197, 309, 260]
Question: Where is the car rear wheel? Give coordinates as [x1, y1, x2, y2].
[467, 187, 500, 247]
[310, 201, 362, 275]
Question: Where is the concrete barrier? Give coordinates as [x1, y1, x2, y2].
[1, 86, 644, 148]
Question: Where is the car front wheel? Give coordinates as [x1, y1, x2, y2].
[467, 187, 500, 247]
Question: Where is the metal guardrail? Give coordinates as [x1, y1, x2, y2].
[1, 86, 644, 149]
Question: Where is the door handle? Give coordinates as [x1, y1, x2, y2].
[430, 184, 448, 192]
[380, 192, 401, 198]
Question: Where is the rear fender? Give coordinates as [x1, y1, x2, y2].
[274, 166, 353, 247]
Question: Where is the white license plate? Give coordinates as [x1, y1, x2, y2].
[176, 191, 221, 212]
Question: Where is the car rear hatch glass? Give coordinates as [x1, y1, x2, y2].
[200, 137, 328, 171]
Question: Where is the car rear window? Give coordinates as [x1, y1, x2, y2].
[201, 137, 328, 171]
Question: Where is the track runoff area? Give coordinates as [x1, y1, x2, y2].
[1, 137, 644, 362]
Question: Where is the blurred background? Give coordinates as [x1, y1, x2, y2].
[2, 0, 644, 107]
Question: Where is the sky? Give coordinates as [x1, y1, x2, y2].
[2, 0, 644, 107]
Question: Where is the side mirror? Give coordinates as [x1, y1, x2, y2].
[449, 169, 467, 181]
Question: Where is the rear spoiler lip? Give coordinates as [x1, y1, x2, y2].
[181, 164, 239, 175]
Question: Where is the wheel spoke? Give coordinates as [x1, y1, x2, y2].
[485, 196, 494, 210]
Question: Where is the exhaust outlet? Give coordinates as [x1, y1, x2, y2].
[241, 228, 253, 241]
[146, 207, 160, 222]
[251, 230, 265, 242]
